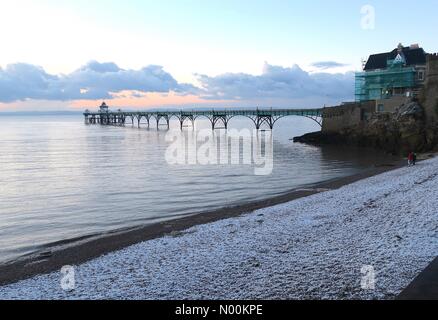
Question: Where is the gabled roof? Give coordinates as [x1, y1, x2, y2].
[364, 46, 427, 71]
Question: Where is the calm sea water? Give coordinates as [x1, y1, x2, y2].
[0, 115, 397, 264]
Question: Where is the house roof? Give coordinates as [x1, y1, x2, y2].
[364, 46, 427, 71]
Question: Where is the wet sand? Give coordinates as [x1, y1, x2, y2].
[0, 159, 407, 287]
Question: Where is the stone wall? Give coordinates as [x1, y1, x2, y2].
[322, 101, 375, 133]
[297, 101, 429, 155]
[375, 95, 411, 113]
[421, 53, 438, 124]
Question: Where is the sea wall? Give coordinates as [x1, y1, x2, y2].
[322, 101, 375, 133]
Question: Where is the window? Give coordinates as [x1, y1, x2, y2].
[418, 71, 425, 81]
[393, 54, 406, 65]
[377, 104, 384, 112]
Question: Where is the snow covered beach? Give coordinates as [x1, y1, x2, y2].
[1, 157, 438, 300]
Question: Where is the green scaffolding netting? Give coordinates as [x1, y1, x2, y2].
[355, 65, 416, 102]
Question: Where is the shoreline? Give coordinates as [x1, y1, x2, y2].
[1, 153, 438, 299]
[0, 157, 407, 287]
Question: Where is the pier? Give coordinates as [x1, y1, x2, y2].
[84, 104, 325, 130]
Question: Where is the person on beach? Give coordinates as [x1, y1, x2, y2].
[408, 152, 414, 166]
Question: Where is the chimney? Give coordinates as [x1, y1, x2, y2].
[397, 43, 404, 53]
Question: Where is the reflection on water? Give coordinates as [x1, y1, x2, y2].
[0, 115, 398, 264]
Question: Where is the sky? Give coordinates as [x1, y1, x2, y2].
[0, 0, 437, 111]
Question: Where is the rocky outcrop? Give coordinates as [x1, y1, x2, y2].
[295, 101, 438, 155]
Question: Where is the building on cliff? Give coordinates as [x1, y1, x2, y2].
[355, 43, 428, 112]
[312, 44, 438, 154]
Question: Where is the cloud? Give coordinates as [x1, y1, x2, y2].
[196, 62, 354, 105]
[310, 61, 349, 70]
[0, 61, 354, 108]
[0, 61, 197, 103]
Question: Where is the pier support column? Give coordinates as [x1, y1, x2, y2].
[157, 115, 170, 130]
[212, 115, 229, 130]
[137, 116, 150, 128]
[256, 115, 274, 130]
[180, 115, 195, 131]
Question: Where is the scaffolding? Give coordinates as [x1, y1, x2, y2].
[355, 63, 416, 102]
